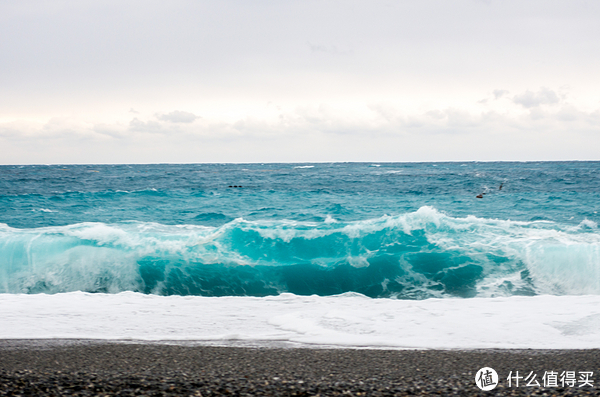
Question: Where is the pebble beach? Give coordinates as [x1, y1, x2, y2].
[1, 341, 599, 396]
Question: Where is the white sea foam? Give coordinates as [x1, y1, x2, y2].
[324, 215, 337, 224]
[1, 292, 600, 349]
[576, 219, 598, 230]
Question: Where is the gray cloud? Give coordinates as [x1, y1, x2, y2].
[93, 124, 125, 139]
[0, 125, 21, 139]
[129, 118, 168, 134]
[513, 88, 561, 108]
[156, 111, 199, 123]
[493, 89, 509, 99]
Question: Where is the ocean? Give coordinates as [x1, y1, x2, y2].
[1, 162, 600, 348]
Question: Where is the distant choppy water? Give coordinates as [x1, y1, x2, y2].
[1, 162, 599, 299]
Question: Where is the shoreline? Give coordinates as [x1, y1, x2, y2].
[1, 340, 599, 396]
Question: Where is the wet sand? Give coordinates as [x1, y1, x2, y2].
[1, 340, 599, 396]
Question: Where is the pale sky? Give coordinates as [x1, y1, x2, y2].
[1, 0, 599, 164]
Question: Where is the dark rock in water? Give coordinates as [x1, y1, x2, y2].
[193, 212, 233, 226]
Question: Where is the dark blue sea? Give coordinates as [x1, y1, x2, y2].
[1, 162, 599, 299]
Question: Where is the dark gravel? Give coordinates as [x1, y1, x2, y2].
[1, 340, 599, 396]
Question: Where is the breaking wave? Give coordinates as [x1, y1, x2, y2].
[1, 207, 599, 299]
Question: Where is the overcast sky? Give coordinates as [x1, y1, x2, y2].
[1, 0, 599, 164]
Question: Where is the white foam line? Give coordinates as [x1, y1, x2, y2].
[1, 292, 600, 349]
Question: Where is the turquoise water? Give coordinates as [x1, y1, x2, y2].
[1, 162, 599, 298]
